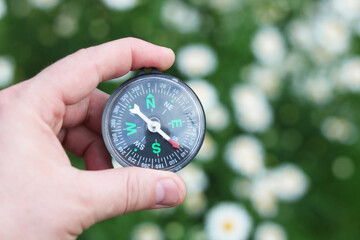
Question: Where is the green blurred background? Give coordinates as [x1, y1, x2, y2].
[1, 0, 360, 239]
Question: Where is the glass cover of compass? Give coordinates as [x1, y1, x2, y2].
[102, 69, 206, 172]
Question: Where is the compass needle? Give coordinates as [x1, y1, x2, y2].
[102, 69, 205, 172]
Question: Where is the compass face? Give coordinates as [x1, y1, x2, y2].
[102, 71, 206, 172]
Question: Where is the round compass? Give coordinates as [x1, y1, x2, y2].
[102, 68, 206, 172]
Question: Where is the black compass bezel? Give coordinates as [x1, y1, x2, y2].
[102, 70, 206, 172]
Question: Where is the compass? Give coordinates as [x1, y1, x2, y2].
[102, 68, 206, 172]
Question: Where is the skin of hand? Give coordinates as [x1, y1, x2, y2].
[0, 38, 187, 240]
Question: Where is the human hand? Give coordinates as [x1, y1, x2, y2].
[0, 38, 186, 240]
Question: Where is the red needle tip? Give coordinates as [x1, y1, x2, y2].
[169, 139, 180, 149]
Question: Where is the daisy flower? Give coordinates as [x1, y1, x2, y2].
[206, 103, 230, 131]
[183, 192, 207, 217]
[178, 163, 208, 194]
[162, 0, 201, 33]
[224, 135, 265, 177]
[336, 57, 360, 92]
[101, 0, 138, 11]
[287, 19, 314, 51]
[254, 222, 287, 240]
[321, 116, 358, 144]
[252, 26, 286, 66]
[302, 72, 334, 105]
[314, 15, 350, 55]
[205, 202, 252, 240]
[271, 164, 309, 202]
[250, 173, 278, 217]
[132, 222, 164, 240]
[231, 84, 273, 133]
[246, 64, 282, 99]
[328, 0, 360, 23]
[177, 45, 218, 78]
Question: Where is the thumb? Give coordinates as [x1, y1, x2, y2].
[78, 167, 186, 223]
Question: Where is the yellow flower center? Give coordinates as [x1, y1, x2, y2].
[223, 221, 234, 232]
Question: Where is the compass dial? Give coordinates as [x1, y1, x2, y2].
[102, 69, 206, 172]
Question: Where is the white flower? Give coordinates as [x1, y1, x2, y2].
[101, 0, 138, 11]
[132, 222, 164, 240]
[336, 57, 360, 92]
[314, 15, 350, 55]
[205, 202, 252, 240]
[178, 163, 208, 194]
[302, 72, 334, 105]
[332, 156, 355, 180]
[287, 19, 314, 51]
[231, 84, 273, 132]
[271, 164, 309, 202]
[225, 135, 265, 177]
[28, 0, 60, 10]
[0, 56, 15, 88]
[321, 116, 358, 144]
[250, 173, 278, 217]
[254, 222, 287, 240]
[252, 26, 286, 66]
[246, 65, 282, 98]
[183, 192, 207, 216]
[187, 79, 218, 112]
[206, 103, 230, 131]
[196, 133, 217, 162]
[162, 0, 201, 33]
[329, 0, 360, 23]
[0, 0, 7, 19]
[177, 45, 217, 78]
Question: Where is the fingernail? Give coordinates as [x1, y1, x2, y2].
[156, 178, 180, 206]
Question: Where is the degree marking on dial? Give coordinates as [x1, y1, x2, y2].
[183, 106, 192, 111]
[174, 152, 181, 160]
[182, 143, 191, 149]
[141, 85, 145, 94]
[117, 103, 126, 108]
[128, 92, 134, 100]
[137, 156, 142, 165]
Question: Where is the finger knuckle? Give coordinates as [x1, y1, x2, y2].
[123, 170, 141, 214]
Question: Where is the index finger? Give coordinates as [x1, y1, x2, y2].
[34, 37, 175, 105]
